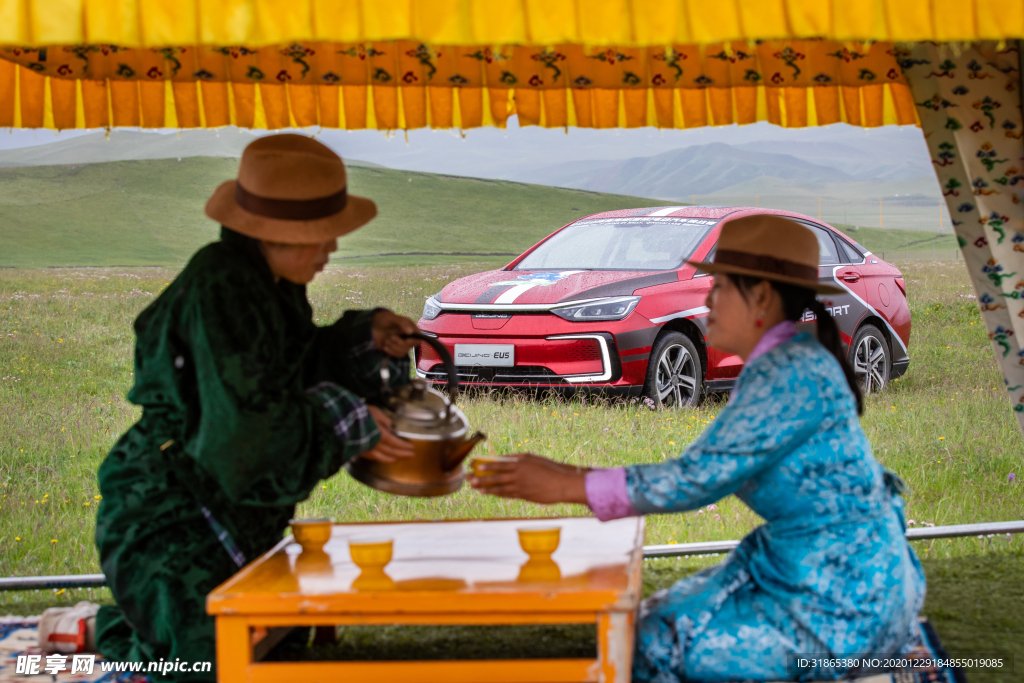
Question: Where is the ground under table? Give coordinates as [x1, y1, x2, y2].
[207, 516, 645, 683]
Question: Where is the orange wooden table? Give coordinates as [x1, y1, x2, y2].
[207, 517, 644, 683]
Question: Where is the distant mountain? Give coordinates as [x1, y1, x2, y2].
[0, 125, 941, 225]
[0, 130, 257, 166]
[707, 174, 941, 200]
[517, 143, 857, 199]
[0, 130, 384, 168]
[732, 140, 931, 181]
[307, 120, 934, 183]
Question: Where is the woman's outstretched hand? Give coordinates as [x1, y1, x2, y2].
[372, 310, 419, 358]
[469, 453, 590, 505]
[360, 405, 416, 463]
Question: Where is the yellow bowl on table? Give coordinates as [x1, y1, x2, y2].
[289, 518, 333, 552]
[517, 526, 561, 558]
[349, 537, 394, 569]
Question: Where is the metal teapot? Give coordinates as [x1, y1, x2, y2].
[345, 333, 486, 497]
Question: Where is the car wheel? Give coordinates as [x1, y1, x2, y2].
[643, 331, 703, 409]
[851, 325, 890, 394]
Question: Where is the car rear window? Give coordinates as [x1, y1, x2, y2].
[805, 225, 841, 266]
[836, 237, 865, 261]
[514, 217, 718, 271]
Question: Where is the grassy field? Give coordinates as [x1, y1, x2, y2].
[1, 260, 1021, 679]
[0, 158, 674, 268]
[834, 224, 963, 263]
[0, 157, 964, 270]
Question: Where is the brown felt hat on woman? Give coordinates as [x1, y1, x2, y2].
[205, 134, 377, 244]
[686, 214, 844, 294]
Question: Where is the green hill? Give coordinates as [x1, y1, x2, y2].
[0, 158, 675, 268]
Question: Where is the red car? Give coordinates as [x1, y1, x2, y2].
[415, 206, 910, 406]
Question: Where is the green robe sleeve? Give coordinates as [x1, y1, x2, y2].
[312, 307, 411, 401]
[183, 273, 380, 506]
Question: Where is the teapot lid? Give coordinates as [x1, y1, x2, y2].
[389, 379, 468, 441]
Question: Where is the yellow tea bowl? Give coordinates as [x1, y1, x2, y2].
[352, 568, 396, 592]
[289, 518, 332, 552]
[517, 526, 561, 558]
[469, 456, 517, 482]
[294, 549, 334, 577]
[349, 537, 394, 569]
[518, 557, 562, 583]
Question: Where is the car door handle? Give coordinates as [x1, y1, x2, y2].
[841, 273, 861, 283]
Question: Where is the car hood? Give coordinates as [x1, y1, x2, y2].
[437, 269, 678, 306]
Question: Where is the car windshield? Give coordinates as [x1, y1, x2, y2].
[514, 217, 718, 271]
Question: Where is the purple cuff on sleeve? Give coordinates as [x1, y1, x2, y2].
[584, 467, 640, 522]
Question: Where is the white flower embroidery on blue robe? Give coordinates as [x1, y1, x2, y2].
[627, 333, 925, 683]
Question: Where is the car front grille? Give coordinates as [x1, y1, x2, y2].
[423, 365, 567, 384]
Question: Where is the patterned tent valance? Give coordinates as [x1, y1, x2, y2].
[0, 40, 918, 130]
[1, 41, 909, 89]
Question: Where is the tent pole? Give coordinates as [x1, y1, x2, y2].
[1019, 40, 1024, 118]
[644, 519, 1024, 558]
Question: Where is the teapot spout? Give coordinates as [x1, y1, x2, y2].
[444, 432, 486, 471]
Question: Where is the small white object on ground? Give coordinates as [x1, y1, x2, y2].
[38, 602, 99, 654]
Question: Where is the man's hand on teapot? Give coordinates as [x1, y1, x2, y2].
[469, 453, 589, 505]
[361, 405, 415, 463]
[372, 310, 419, 358]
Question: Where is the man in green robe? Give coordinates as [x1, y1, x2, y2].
[94, 134, 417, 681]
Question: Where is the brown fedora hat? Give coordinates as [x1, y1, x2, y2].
[687, 214, 844, 294]
[205, 134, 377, 244]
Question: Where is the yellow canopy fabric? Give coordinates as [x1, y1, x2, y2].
[0, 40, 918, 130]
[1, 0, 1023, 48]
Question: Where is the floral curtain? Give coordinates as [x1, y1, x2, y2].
[0, 40, 916, 130]
[904, 42, 1024, 431]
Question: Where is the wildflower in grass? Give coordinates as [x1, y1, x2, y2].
[94, 495, 102, 500]
[938, 437, 945, 440]
[1009, 473, 1017, 483]
[15, 537, 20, 541]
[908, 520, 916, 526]
[51, 539, 57, 543]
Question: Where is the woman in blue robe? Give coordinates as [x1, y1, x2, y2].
[471, 215, 925, 682]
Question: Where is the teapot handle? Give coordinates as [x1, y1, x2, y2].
[399, 332, 459, 406]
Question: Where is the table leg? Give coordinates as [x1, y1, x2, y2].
[597, 611, 635, 683]
[216, 616, 250, 683]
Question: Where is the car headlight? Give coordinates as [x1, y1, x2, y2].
[552, 296, 640, 322]
[421, 296, 443, 320]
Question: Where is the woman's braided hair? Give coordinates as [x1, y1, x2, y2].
[728, 274, 864, 415]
